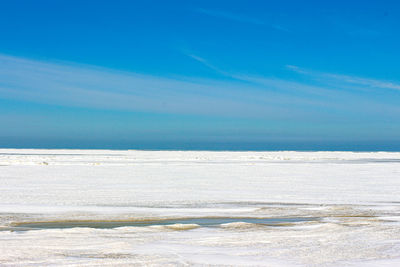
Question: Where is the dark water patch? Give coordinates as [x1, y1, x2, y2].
[376, 201, 400, 205]
[262, 159, 400, 164]
[336, 159, 400, 163]
[11, 217, 318, 231]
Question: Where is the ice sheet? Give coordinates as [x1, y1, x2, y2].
[0, 149, 400, 266]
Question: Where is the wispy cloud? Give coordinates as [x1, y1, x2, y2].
[1, 54, 399, 125]
[184, 53, 233, 78]
[287, 65, 400, 91]
[196, 8, 289, 32]
[0, 54, 327, 120]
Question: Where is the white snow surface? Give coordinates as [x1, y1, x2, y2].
[0, 149, 400, 266]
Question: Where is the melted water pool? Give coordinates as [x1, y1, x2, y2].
[13, 217, 318, 230]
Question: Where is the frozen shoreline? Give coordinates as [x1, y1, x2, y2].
[1, 149, 400, 266]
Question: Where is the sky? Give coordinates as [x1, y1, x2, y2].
[1, 0, 400, 150]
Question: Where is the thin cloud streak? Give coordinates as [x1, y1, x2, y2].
[185, 53, 234, 77]
[196, 8, 290, 32]
[287, 65, 400, 91]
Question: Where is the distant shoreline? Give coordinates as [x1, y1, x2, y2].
[1, 147, 400, 153]
[1, 147, 400, 152]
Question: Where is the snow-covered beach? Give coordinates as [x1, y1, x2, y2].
[1, 149, 400, 266]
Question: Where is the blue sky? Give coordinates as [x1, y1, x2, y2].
[1, 0, 400, 150]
